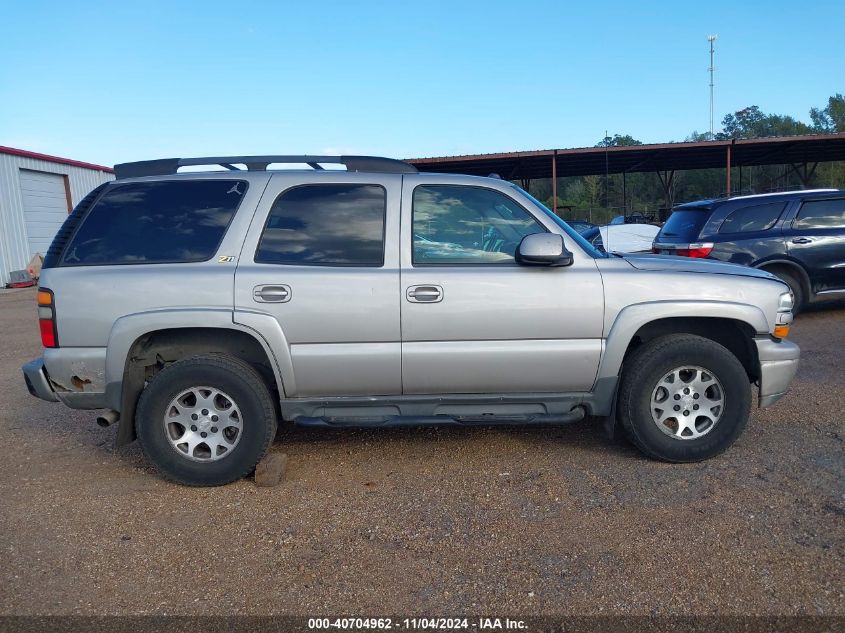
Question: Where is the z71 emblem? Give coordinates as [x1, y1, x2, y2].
[218, 255, 236, 263]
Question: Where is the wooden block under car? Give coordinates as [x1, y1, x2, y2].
[254, 452, 289, 487]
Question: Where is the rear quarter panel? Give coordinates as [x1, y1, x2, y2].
[42, 173, 270, 348]
[39, 173, 271, 395]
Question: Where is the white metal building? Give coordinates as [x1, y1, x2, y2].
[0, 146, 114, 285]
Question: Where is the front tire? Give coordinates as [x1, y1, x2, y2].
[616, 334, 751, 463]
[136, 354, 277, 486]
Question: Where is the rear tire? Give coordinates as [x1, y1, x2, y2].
[136, 354, 277, 486]
[617, 334, 751, 463]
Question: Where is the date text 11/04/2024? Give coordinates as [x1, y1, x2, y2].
[307, 617, 527, 630]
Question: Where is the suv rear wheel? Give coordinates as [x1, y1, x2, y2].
[136, 354, 277, 486]
[616, 334, 751, 462]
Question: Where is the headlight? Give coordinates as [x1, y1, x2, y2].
[774, 292, 793, 338]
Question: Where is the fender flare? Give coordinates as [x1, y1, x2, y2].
[754, 258, 811, 295]
[104, 308, 293, 412]
[596, 300, 770, 381]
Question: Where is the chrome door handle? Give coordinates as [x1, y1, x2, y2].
[406, 285, 443, 303]
[253, 284, 291, 303]
[791, 237, 813, 244]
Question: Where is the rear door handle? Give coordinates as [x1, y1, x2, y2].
[406, 285, 443, 303]
[791, 237, 813, 244]
[253, 284, 291, 303]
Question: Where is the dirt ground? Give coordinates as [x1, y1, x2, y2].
[0, 287, 842, 617]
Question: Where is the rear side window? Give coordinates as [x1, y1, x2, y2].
[43, 183, 107, 268]
[256, 184, 386, 266]
[660, 208, 710, 241]
[61, 180, 246, 265]
[718, 202, 785, 234]
[793, 199, 845, 229]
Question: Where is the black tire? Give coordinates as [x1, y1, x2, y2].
[769, 269, 804, 315]
[136, 354, 277, 486]
[616, 334, 751, 463]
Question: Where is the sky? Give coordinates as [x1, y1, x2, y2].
[0, 0, 842, 167]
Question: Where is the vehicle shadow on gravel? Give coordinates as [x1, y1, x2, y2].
[271, 416, 644, 460]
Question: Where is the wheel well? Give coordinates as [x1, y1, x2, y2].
[115, 327, 280, 446]
[623, 317, 760, 382]
[126, 327, 277, 387]
[757, 261, 810, 296]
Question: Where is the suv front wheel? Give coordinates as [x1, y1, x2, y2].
[136, 354, 278, 486]
[616, 334, 751, 462]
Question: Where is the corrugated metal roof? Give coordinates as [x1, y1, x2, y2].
[0, 146, 113, 173]
[407, 133, 845, 178]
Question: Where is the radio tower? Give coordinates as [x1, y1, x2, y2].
[708, 35, 717, 139]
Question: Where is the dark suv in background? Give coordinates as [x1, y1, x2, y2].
[653, 189, 845, 312]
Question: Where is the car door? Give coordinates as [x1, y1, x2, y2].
[234, 171, 401, 397]
[706, 201, 788, 266]
[784, 197, 845, 296]
[399, 176, 604, 395]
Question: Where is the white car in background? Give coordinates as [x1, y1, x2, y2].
[583, 223, 661, 253]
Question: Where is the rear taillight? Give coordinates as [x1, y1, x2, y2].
[661, 242, 714, 258]
[37, 288, 58, 348]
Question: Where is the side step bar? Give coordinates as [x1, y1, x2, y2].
[294, 407, 585, 428]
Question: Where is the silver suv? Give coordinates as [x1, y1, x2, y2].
[22, 155, 801, 486]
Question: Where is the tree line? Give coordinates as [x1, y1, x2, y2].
[529, 94, 845, 224]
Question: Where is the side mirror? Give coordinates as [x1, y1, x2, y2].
[516, 233, 573, 267]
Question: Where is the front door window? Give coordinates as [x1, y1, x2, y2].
[412, 185, 545, 265]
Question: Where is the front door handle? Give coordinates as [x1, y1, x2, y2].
[406, 285, 443, 303]
[791, 237, 813, 244]
[253, 284, 291, 303]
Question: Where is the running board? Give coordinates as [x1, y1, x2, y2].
[293, 407, 585, 428]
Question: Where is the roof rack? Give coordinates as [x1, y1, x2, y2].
[113, 155, 418, 180]
[728, 188, 838, 201]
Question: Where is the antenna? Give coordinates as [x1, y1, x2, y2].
[707, 34, 718, 139]
[604, 130, 611, 253]
[604, 129, 610, 208]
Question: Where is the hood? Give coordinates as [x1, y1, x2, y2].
[622, 254, 780, 282]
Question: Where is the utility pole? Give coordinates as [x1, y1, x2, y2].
[604, 129, 609, 208]
[708, 35, 717, 139]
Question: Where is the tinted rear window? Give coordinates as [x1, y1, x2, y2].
[659, 208, 710, 241]
[794, 198, 845, 229]
[718, 202, 785, 233]
[256, 184, 386, 266]
[61, 180, 246, 265]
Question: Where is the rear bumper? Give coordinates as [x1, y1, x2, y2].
[22, 358, 59, 403]
[755, 338, 800, 407]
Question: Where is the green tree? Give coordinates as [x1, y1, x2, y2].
[810, 94, 845, 133]
[597, 134, 644, 147]
[583, 175, 602, 207]
[717, 105, 813, 139]
[685, 130, 712, 142]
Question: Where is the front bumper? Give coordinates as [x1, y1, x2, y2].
[754, 338, 800, 407]
[22, 358, 58, 403]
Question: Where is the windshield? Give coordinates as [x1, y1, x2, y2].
[509, 185, 607, 258]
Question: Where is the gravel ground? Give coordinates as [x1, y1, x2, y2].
[0, 287, 843, 617]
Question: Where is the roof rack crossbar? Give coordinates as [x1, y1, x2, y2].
[113, 155, 418, 179]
